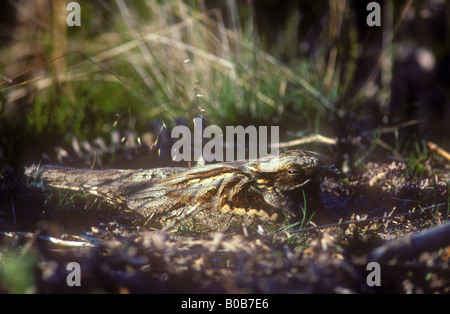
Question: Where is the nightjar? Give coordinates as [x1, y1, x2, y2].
[25, 149, 341, 233]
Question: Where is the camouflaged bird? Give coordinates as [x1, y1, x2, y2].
[25, 150, 341, 233]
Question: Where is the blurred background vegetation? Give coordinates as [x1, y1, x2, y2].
[0, 0, 449, 173]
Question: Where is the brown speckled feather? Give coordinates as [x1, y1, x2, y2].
[25, 150, 341, 233]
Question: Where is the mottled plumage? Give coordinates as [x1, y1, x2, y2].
[25, 150, 341, 233]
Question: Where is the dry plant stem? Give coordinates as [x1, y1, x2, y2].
[427, 141, 450, 162]
[271, 134, 337, 149]
[1, 231, 97, 247]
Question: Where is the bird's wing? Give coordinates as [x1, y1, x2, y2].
[126, 165, 252, 217]
[24, 165, 186, 204]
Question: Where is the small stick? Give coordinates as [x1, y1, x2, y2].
[427, 141, 450, 162]
[370, 221, 450, 262]
[270, 134, 336, 149]
[1, 231, 97, 247]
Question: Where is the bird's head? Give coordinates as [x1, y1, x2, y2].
[247, 149, 341, 193]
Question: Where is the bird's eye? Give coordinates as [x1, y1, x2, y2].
[287, 169, 300, 176]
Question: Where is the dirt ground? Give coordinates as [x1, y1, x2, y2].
[0, 158, 449, 294]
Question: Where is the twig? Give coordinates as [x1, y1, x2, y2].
[427, 141, 450, 162]
[270, 134, 337, 149]
[376, 119, 421, 133]
[370, 221, 450, 262]
[1, 231, 97, 247]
